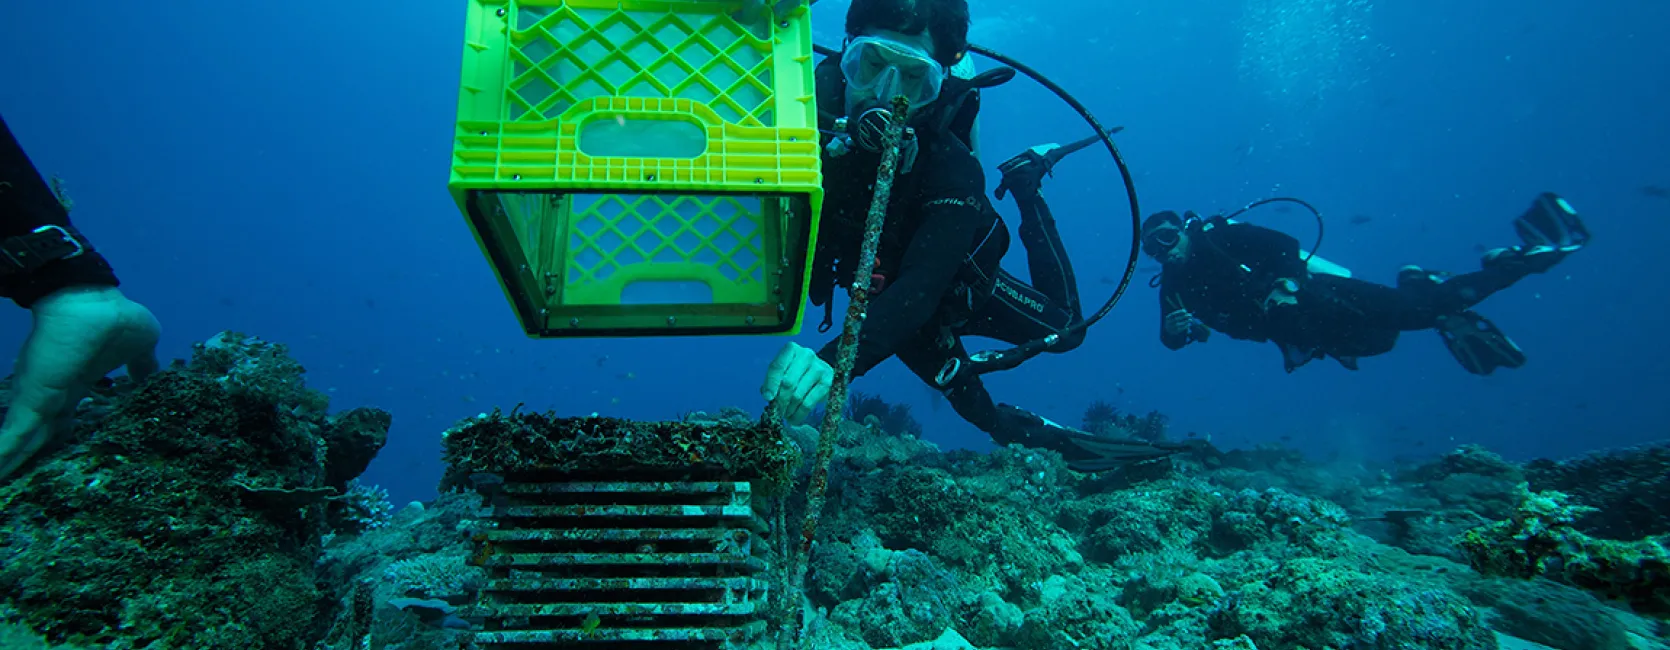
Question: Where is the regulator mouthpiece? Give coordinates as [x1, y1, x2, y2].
[849, 107, 895, 153]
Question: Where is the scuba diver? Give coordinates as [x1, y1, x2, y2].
[0, 113, 161, 482]
[1140, 192, 1591, 374]
[759, 0, 1184, 471]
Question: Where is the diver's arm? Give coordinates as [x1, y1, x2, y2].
[1158, 277, 1191, 351]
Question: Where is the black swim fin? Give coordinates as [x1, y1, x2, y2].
[1435, 311, 1526, 375]
[993, 405, 1188, 472]
[1515, 192, 1591, 251]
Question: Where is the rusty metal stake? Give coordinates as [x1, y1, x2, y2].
[783, 95, 911, 649]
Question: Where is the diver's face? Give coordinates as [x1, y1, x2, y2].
[843, 28, 941, 114]
[1143, 225, 1190, 264]
[1164, 233, 1191, 264]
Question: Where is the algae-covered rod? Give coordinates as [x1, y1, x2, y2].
[781, 95, 910, 649]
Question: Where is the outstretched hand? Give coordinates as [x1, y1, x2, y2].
[0, 286, 159, 481]
[760, 342, 832, 424]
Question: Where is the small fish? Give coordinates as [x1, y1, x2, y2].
[1272, 204, 1293, 214]
[1348, 214, 1373, 225]
[580, 612, 602, 637]
[1642, 185, 1670, 200]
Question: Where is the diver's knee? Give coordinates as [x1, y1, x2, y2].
[988, 427, 1023, 447]
[937, 371, 1000, 429]
[986, 404, 1035, 446]
[1052, 327, 1086, 352]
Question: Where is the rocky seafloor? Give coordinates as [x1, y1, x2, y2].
[0, 332, 1664, 650]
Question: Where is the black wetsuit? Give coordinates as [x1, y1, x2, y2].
[1158, 216, 1531, 368]
[0, 114, 120, 308]
[809, 120, 1082, 440]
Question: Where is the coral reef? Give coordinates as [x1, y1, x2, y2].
[847, 390, 924, 438]
[3, 331, 1665, 650]
[1524, 441, 1670, 540]
[314, 492, 486, 649]
[796, 422, 1667, 650]
[1082, 399, 1170, 442]
[0, 332, 389, 649]
[1460, 484, 1670, 616]
[1458, 577, 1644, 650]
[1207, 556, 1496, 649]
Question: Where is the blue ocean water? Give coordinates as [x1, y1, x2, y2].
[1, 0, 1665, 510]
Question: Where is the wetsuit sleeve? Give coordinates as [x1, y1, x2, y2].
[817, 141, 988, 373]
[0, 115, 120, 309]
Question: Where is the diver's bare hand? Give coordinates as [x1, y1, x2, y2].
[0, 286, 159, 481]
[760, 342, 832, 424]
[1164, 309, 1197, 338]
[1164, 309, 1210, 344]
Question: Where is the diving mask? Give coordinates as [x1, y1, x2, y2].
[1142, 225, 1181, 258]
[840, 35, 947, 111]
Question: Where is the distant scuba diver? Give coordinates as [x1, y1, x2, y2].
[1141, 192, 1591, 374]
[759, 0, 1184, 472]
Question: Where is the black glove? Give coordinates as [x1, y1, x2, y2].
[995, 145, 1059, 201]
